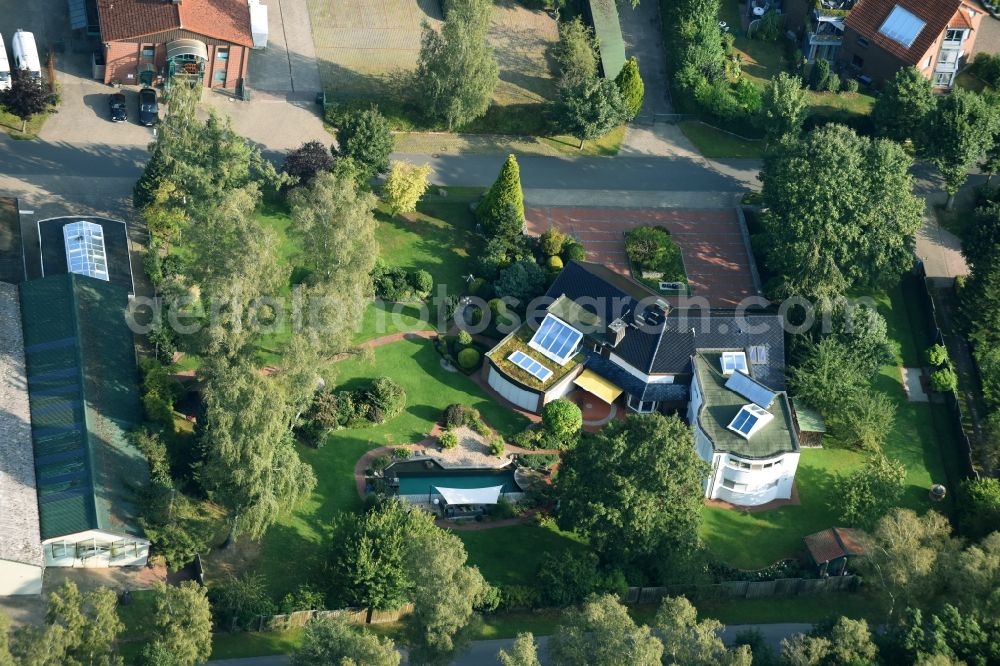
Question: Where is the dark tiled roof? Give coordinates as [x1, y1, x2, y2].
[845, 0, 967, 64]
[20, 274, 148, 540]
[97, 0, 253, 46]
[541, 261, 786, 389]
[583, 353, 690, 403]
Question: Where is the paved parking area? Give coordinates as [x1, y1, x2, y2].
[525, 207, 760, 307]
[249, 0, 322, 95]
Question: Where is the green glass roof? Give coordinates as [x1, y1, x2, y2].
[589, 0, 626, 79]
[20, 274, 147, 540]
[692, 353, 799, 459]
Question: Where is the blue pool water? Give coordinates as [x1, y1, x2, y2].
[396, 469, 520, 496]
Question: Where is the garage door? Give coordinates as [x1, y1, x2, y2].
[488, 368, 540, 412]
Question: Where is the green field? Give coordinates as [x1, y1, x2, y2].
[248, 337, 529, 598]
[679, 121, 764, 159]
[457, 524, 588, 587]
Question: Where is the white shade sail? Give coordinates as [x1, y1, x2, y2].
[434, 485, 504, 505]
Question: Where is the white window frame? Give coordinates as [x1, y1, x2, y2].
[720, 351, 749, 376]
[627, 394, 657, 413]
[934, 71, 954, 86]
[722, 478, 748, 492]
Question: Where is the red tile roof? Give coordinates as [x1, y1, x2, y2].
[97, 0, 252, 47]
[950, 8, 974, 30]
[804, 527, 867, 564]
[845, 0, 965, 64]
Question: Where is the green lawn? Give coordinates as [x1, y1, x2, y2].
[719, 1, 785, 90]
[701, 281, 958, 569]
[457, 524, 588, 587]
[679, 121, 764, 159]
[250, 337, 529, 598]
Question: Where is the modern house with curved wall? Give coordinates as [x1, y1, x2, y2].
[483, 260, 799, 507]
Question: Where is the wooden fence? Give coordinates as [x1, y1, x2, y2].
[254, 604, 414, 632]
[622, 575, 859, 605]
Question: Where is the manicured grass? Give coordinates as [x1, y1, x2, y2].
[807, 90, 877, 123]
[541, 125, 627, 156]
[701, 281, 958, 569]
[0, 109, 49, 138]
[457, 524, 588, 587]
[354, 300, 435, 343]
[693, 590, 888, 625]
[679, 121, 764, 159]
[253, 337, 529, 598]
[210, 628, 305, 659]
[718, 1, 785, 90]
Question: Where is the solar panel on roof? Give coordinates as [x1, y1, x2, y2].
[878, 5, 926, 48]
[508, 350, 553, 382]
[727, 404, 775, 439]
[528, 314, 583, 365]
[725, 372, 776, 408]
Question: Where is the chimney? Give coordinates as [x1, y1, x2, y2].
[606, 318, 626, 348]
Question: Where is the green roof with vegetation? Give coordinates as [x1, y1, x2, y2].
[588, 0, 626, 79]
[20, 274, 148, 540]
[692, 353, 799, 459]
[487, 324, 583, 391]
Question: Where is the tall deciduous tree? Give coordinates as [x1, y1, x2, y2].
[834, 454, 907, 528]
[200, 360, 317, 541]
[655, 596, 748, 666]
[761, 124, 924, 300]
[383, 161, 432, 215]
[291, 616, 399, 666]
[414, 0, 498, 130]
[335, 107, 394, 179]
[872, 67, 935, 144]
[760, 72, 808, 145]
[615, 57, 645, 122]
[0, 68, 51, 131]
[556, 414, 709, 579]
[147, 582, 213, 666]
[404, 513, 489, 661]
[282, 141, 334, 187]
[547, 595, 663, 666]
[558, 76, 626, 146]
[329, 501, 416, 611]
[478, 154, 525, 228]
[45, 581, 124, 666]
[920, 89, 999, 208]
[497, 632, 541, 666]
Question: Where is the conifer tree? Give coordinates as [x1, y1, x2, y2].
[615, 57, 645, 121]
[477, 154, 524, 229]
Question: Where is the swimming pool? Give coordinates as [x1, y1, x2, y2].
[393, 468, 520, 497]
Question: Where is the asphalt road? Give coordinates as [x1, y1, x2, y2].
[204, 623, 813, 666]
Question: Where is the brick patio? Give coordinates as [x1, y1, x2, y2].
[526, 207, 760, 308]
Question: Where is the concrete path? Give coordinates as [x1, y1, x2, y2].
[618, 0, 671, 123]
[204, 622, 813, 665]
[902, 368, 929, 402]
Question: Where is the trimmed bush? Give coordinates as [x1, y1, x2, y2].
[826, 73, 841, 93]
[930, 367, 958, 393]
[547, 255, 564, 271]
[468, 277, 486, 295]
[488, 297, 508, 320]
[624, 226, 685, 282]
[810, 58, 831, 91]
[844, 78, 860, 93]
[489, 436, 506, 457]
[457, 329, 473, 346]
[444, 404, 466, 428]
[439, 430, 459, 449]
[563, 241, 586, 262]
[392, 447, 413, 459]
[542, 399, 583, 438]
[457, 347, 481, 370]
[926, 343, 950, 367]
[408, 269, 434, 297]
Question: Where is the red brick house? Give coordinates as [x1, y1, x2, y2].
[838, 0, 983, 89]
[96, 0, 253, 90]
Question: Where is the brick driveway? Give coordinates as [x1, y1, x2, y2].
[525, 207, 760, 307]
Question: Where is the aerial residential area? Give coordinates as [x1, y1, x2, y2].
[1, 0, 999, 662]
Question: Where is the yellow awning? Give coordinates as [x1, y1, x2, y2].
[573, 369, 623, 404]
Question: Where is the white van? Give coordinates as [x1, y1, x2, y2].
[11, 30, 41, 80]
[0, 35, 10, 90]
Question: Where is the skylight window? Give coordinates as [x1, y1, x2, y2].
[528, 314, 583, 366]
[720, 351, 749, 376]
[727, 404, 774, 439]
[748, 345, 768, 364]
[508, 350, 553, 382]
[878, 5, 926, 48]
[63, 221, 109, 282]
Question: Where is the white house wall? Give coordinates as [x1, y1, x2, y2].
[0, 560, 43, 595]
[541, 365, 584, 406]
[608, 352, 675, 384]
[486, 366, 541, 413]
[42, 530, 149, 568]
[707, 451, 800, 506]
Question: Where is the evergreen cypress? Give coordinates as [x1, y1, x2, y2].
[477, 154, 524, 228]
[615, 57, 645, 121]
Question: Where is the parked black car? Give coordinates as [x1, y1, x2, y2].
[138, 88, 158, 126]
[108, 93, 127, 122]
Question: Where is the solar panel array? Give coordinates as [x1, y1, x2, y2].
[508, 350, 553, 382]
[63, 221, 109, 282]
[878, 5, 926, 48]
[529, 314, 583, 365]
[725, 371, 776, 408]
